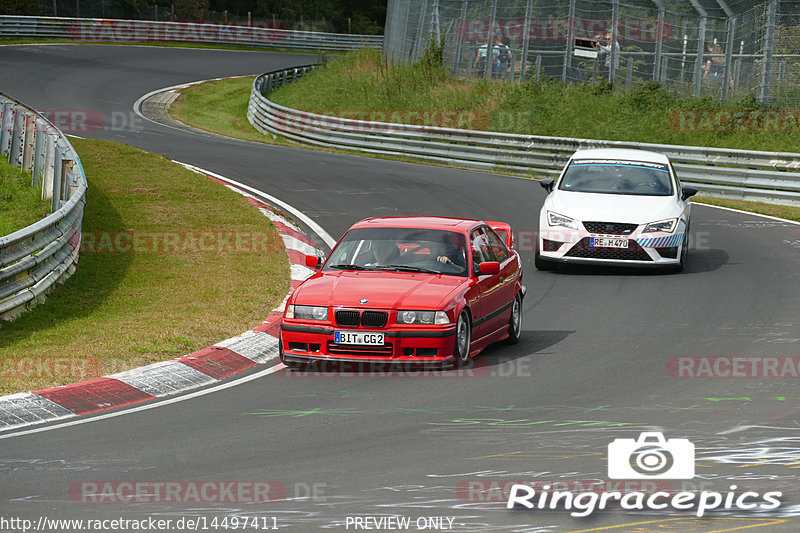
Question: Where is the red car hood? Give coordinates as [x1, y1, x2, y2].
[293, 271, 467, 309]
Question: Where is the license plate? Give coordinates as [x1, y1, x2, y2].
[590, 237, 629, 248]
[334, 331, 385, 345]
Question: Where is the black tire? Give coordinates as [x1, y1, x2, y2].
[535, 250, 554, 271]
[672, 223, 690, 273]
[505, 293, 523, 344]
[453, 310, 472, 367]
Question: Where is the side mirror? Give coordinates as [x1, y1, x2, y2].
[681, 186, 698, 201]
[478, 261, 500, 275]
[304, 255, 322, 269]
[539, 179, 554, 193]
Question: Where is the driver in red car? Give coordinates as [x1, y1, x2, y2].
[432, 240, 466, 272]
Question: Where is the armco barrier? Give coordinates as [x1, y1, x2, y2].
[0, 15, 383, 52]
[0, 93, 86, 321]
[248, 66, 800, 207]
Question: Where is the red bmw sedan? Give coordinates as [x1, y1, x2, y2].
[279, 216, 525, 368]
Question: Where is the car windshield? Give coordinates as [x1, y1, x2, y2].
[558, 159, 674, 196]
[323, 227, 469, 277]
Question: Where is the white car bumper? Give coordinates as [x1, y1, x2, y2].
[537, 222, 686, 268]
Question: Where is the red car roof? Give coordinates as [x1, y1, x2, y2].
[350, 216, 482, 232]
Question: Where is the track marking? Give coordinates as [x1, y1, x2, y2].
[694, 202, 800, 226]
[0, 363, 286, 440]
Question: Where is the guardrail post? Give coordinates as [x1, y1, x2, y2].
[52, 148, 64, 213]
[32, 119, 47, 186]
[22, 111, 35, 172]
[42, 132, 56, 200]
[9, 106, 23, 167]
[0, 102, 10, 156]
[62, 157, 76, 202]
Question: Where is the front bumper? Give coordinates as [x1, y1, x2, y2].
[279, 322, 458, 364]
[537, 225, 684, 268]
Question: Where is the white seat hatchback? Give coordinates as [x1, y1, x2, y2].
[536, 148, 697, 272]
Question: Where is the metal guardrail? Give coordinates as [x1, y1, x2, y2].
[0, 93, 86, 322]
[248, 66, 800, 206]
[0, 15, 383, 52]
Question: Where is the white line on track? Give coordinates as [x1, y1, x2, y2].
[694, 202, 800, 226]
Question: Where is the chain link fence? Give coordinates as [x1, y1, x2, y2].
[385, 0, 798, 104]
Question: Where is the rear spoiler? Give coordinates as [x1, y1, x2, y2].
[486, 221, 513, 248]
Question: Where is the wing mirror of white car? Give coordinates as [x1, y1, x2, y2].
[479, 261, 500, 275]
[539, 179, 555, 193]
[681, 186, 698, 201]
[305, 255, 322, 270]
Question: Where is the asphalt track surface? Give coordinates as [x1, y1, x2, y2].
[1, 44, 800, 532]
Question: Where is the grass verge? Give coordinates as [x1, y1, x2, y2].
[0, 160, 50, 236]
[170, 76, 267, 143]
[0, 138, 289, 394]
[170, 48, 800, 222]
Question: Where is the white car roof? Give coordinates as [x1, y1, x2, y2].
[569, 148, 670, 164]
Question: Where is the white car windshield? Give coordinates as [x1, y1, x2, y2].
[323, 227, 468, 276]
[558, 159, 674, 196]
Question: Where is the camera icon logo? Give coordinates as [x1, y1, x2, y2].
[608, 432, 695, 479]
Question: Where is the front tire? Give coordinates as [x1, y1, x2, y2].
[505, 293, 523, 344]
[672, 223, 690, 273]
[453, 310, 472, 367]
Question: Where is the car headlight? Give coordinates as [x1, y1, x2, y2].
[285, 305, 328, 321]
[547, 211, 579, 230]
[397, 310, 450, 325]
[643, 218, 678, 234]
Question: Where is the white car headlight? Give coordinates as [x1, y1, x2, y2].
[643, 218, 678, 234]
[547, 211, 579, 230]
[285, 305, 328, 321]
[397, 310, 450, 325]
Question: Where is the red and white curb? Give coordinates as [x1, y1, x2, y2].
[0, 165, 326, 432]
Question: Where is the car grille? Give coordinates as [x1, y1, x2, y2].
[361, 311, 388, 328]
[334, 309, 389, 328]
[327, 342, 394, 357]
[565, 238, 652, 261]
[583, 221, 638, 235]
[335, 310, 360, 327]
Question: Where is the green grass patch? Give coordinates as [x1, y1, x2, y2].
[271, 49, 800, 153]
[171, 48, 800, 222]
[695, 196, 800, 222]
[170, 76, 268, 143]
[0, 160, 50, 236]
[0, 138, 289, 394]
